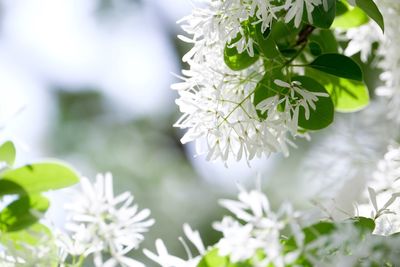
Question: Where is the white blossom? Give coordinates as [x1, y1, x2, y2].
[143, 224, 205, 267]
[358, 145, 400, 235]
[284, 0, 322, 28]
[374, 1, 400, 123]
[174, 0, 327, 164]
[344, 22, 383, 63]
[213, 186, 303, 267]
[62, 173, 154, 267]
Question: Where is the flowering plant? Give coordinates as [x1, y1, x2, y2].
[173, 0, 382, 163]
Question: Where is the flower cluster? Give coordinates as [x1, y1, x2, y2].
[58, 173, 155, 267]
[345, 1, 400, 122]
[358, 145, 400, 235]
[173, 0, 328, 163]
[213, 186, 304, 266]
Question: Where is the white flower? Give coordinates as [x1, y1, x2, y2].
[344, 22, 383, 62]
[284, 0, 322, 27]
[213, 186, 303, 267]
[63, 173, 154, 267]
[143, 224, 205, 267]
[373, 1, 400, 123]
[174, 0, 329, 164]
[357, 145, 400, 235]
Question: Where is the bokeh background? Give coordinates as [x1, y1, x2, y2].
[0, 0, 389, 265]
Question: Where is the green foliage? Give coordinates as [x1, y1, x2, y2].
[308, 42, 322, 56]
[308, 0, 336, 29]
[332, 3, 369, 29]
[0, 222, 52, 246]
[0, 141, 16, 168]
[306, 68, 370, 112]
[293, 76, 334, 130]
[0, 195, 49, 232]
[198, 249, 228, 267]
[308, 53, 363, 81]
[0, 162, 79, 196]
[308, 29, 338, 53]
[224, 33, 260, 71]
[355, 0, 384, 32]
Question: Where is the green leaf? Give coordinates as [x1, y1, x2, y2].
[197, 249, 227, 267]
[332, 5, 369, 29]
[253, 66, 285, 120]
[308, 42, 322, 56]
[356, 0, 384, 32]
[306, 69, 369, 112]
[0, 223, 52, 246]
[308, 54, 363, 81]
[293, 76, 334, 130]
[335, 0, 350, 16]
[224, 43, 259, 71]
[0, 141, 16, 167]
[284, 221, 336, 252]
[352, 217, 375, 233]
[309, 29, 338, 53]
[0, 194, 49, 232]
[308, 0, 336, 29]
[0, 161, 80, 196]
[325, 77, 369, 112]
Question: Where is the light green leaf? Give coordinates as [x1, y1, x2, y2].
[0, 141, 16, 167]
[197, 249, 227, 267]
[0, 161, 80, 196]
[0, 222, 52, 246]
[325, 76, 369, 112]
[224, 42, 259, 71]
[0, 194, 49, 232]
[293, 76, 334, 130]
[308, 54, 363, 81]
[356, 0, 384, 32]
[332, 6, 369, 29]
[306, 68, 369, 112]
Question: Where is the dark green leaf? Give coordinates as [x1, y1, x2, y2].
[352, 217, 375, 233]
[308, 42, 322, 56]
[308, 0, 336, 29]
[0, 195, 49, 232]
[0, 141, 16, 167]
[0, 162, 80, 196]
[293, 76, 334, 130]
[308, 54, 363, 81]
[336, 0, 350, 16]
[356, 0, 384, 32]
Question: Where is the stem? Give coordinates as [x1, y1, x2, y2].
[296, 25, 316, 46]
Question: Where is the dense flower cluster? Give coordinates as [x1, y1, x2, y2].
[345, 1, 400, 122]
[59, 173, 155, 267]
[173, 0, 327, 163]
[213, 186, 304, 266]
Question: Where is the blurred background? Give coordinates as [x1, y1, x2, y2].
[0, 0, 391, 265]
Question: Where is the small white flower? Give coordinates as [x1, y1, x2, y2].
[213, 185, 303, 266]
[144, 224, 205, 267]
[284, 0, 322, 27]
[63, 173, 154, 267]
